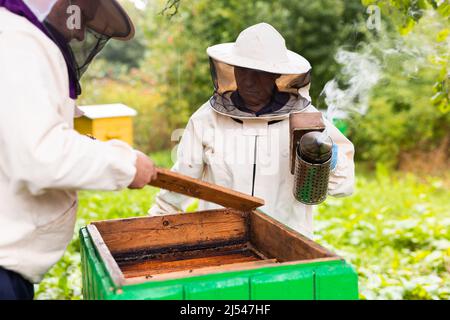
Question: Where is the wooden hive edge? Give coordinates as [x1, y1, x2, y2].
[86, 224, 127, 288]
[85, 209, 344, 288]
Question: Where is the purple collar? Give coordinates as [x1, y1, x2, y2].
[0, 0, 79, 99]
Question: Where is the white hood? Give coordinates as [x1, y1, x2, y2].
[23, 0, 57, 21]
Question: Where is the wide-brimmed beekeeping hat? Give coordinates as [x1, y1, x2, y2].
[23, 0, 135, 39]
[207, 23, 313, 120]
[20, 0, 135, 98]
[83, 0, 135, 40]
[207, 23, 311, 75]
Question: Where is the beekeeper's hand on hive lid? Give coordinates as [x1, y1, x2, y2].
[129, 151, 158, 189]
[0, 0, 156, 300]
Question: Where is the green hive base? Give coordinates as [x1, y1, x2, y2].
[80, 226, 358, 300]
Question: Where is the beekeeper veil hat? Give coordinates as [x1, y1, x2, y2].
[207, 23, 313, 119]
[23, 0, 135, 98]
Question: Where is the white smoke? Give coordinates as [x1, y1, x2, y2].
[320, 10, 449, 123]
[321, 50, 381, 123]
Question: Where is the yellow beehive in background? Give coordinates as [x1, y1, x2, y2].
[74, 104, 138, 146]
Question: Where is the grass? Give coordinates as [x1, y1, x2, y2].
[315, 165, 450, 300]
[34, 154, 450, 300]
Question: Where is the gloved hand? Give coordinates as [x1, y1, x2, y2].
[331, 144, 338, 171]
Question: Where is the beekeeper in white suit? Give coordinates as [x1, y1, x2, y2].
[150, 23, 355, 238]
[0, 0, 157, 300]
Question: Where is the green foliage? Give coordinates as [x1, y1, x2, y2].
[362, 0, 450, 112]
[79, 69, 176, 153]
[362, 0, 449, 32]
[316, 164, 450, 300]
[348, 69, 449, 167]
[341, 10, 450, 167]
[99, 1, 147, 70]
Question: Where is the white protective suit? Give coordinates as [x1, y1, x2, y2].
[0, 8, 137, 283]
[149, 100, 355, 238]
[150, 23, 355, 238]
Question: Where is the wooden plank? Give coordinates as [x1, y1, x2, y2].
[92, 209, 248, 255]
[118, 244, 265, 278]
[116, 242, 258, 263]
[245, 242, 271, 260]
[121, 252, 261, 278]
[86, 225, 126, 287]
[149, 168, 264, 211]
[123, 259, 279, 285]
[249, 210, 338, 262]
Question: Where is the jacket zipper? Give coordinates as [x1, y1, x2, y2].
[251, 136, 258, 196]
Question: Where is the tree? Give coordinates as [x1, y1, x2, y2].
[362, 0, 450, 113]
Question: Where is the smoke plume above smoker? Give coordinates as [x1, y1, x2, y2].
[321, 49, 381, 123]
[320, 10, 449, 124]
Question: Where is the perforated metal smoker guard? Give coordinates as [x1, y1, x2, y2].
[293, 149, 331, 205]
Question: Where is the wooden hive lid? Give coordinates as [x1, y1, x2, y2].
[149, 168, 265, 212]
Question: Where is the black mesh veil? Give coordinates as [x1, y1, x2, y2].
[209, 58, 312, 119]
[42, 0, 134, 97]
[69, 28, 110, 78]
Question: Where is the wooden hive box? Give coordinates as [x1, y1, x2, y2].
[80, 169, 358, 300]
[74, 104, 137, 146]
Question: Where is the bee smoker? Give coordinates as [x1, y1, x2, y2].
[289, 112, 333, 205]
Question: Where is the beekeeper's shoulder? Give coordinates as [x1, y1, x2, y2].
[189, 100, 219, 124]
[0, 9, 64, 68]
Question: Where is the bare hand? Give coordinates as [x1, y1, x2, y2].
[129, 151, 158, 189]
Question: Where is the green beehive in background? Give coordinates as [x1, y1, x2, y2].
[80, 169, 359, 300]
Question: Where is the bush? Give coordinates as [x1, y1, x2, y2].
[341, 12, 450, 169]
[79, 67, 179, 153]
[315, 164, 450, 300]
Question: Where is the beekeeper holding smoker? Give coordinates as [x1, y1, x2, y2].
[150, 23, 355, 239]
[0, 0, 156, 300]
